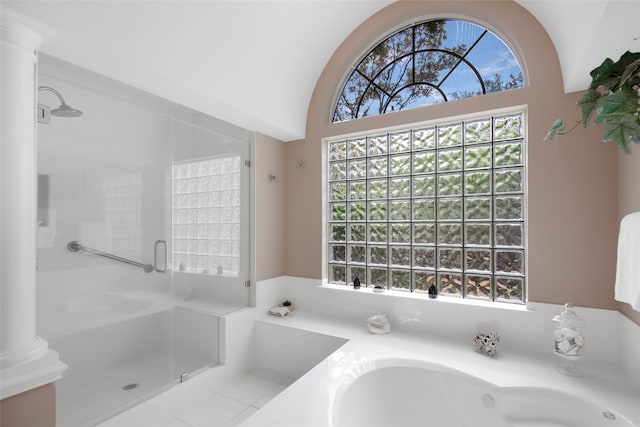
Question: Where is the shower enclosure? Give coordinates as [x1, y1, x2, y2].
[36, 55, 252, 427]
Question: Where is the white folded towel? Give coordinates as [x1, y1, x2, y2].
[614, 212, 640, 311]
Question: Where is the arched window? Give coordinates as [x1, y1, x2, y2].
[333, 19, 524, 122]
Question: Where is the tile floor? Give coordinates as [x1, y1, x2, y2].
[159, 371, 290, 427]
[57, 356, 291, 427]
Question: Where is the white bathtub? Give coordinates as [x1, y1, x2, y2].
[333, 358, 635, 427]
[241, 330, 640, 427]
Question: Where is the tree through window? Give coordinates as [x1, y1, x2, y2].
[333, 19, 524, 122]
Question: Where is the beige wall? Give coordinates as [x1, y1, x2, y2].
[255, 132, 286, 281]
[617, 148, 640, 323]
[0, 384, 56, 427]
[283, 0, 622, 310]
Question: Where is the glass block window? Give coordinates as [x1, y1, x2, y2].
[327, 112, 526, 303]
[172, 155, 242, 276]
[333, 19, 524, 122]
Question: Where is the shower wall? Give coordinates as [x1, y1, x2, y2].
[36, 54, 252, 426]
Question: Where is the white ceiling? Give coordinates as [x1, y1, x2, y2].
[4, 0, 640, 142]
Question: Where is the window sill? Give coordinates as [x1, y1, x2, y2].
[320, 282, 531, 313]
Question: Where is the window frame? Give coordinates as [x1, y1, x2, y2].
[325, 108, 527, 304]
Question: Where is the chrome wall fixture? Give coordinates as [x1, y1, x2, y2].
[67, 240, 167, 273]
[38, 86, 84, 124]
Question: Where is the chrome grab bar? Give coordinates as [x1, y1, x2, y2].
[67, 241, 155, 273]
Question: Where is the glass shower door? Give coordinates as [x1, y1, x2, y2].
[170, 116, 252, 380]
[36, 68, 175, 427]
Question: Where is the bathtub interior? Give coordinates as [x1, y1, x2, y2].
[333, 363, 636, 427]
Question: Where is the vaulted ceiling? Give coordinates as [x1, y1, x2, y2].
[5, 0, 640, 141]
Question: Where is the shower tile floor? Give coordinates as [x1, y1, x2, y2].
[58, 359, 291, 427]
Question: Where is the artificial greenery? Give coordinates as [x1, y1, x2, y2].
[545, 50, 640, 154]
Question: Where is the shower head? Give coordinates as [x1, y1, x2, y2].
[51, 103, 84, 117]
[38, 86, 83, 118]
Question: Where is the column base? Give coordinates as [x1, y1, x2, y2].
[0, 342, 67, 400]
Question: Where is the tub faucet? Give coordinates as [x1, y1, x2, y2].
[474, 332, 501, 357]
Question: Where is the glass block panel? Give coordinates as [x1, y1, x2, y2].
[465, 274, 492, 299]
[348, 181, 367, 200]
[348, 138, 366, 158]
[329, 264, 346, 284]
[439, 272, 463, 295]
[465, 249, 491, 272]
[348, 159, 366, 180]
[465, 171, 491, 195]
[369, 246, 388, 265]
[413, 151, 436, 173]
[495, 196, 523, 220]
[494, 168, 523, 193]
[494, 141, 523, 167]
[368, 157, 388, 178]
[438, 123, 462, 147]
[438, 148, 462, 172]
[391, 223, 411, 243]
[494, 114, 523, 141]
[368, 268, 388, 288]
[414, 270, 436, 292]
[413, 128, 436, 150]
[390, 201, 411, 221]
[464, 145, 491, 169]
[390, 154, 411, 175]
[465, 119, 491, 144]
[369, 179, 388, 199]
[329, 203, 347, 221]
[348, 202, 366, 221]
[495, 276, 524, 302]
[438, 223, 462, 245]
[368, 201, 387, 221]
[330, 224, 346, 242]
[413, 199, 436, 221]
[349, 224, 366, 242]
[330, 182, 346, 201]
[391, 247, 411, 266]
[413, 223, 436, 244]
[349, 245, 366, 263]
[438, 198, 462, 221]
[368, 135, 388, 156]
[368, 223, 387, 242]
[390, 132, 411, 153]
[390, 178, 411, 198]
[465, 197, 492, 220]
[391, 269, 411, 291]
[330, 244, 346, 262]
[329, 141, 346, 160]
[348, 266, 366, 286]
[496, 250, 524, 274]
[438, 173, 462, 196]
[414, 247, 436, 268]
[413, 175, 436, 197]
[465, 223, 491, 246]
[438, 248, 462, 270]
[495, 223, 523, 247]
[330, 161, 346, 181]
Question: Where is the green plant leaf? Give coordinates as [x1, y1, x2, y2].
[589, 51, 640, 91]
[620, 58, 640, 87]
[576, 89, 601, 126]
[602, 115, 640, 154]
[594, 87, 638, 124]
[544, 118, 565, 140]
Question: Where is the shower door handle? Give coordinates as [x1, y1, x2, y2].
[154, 240, 167, 273]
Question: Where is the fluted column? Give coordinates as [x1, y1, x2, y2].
[1, 6, 66, 400]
